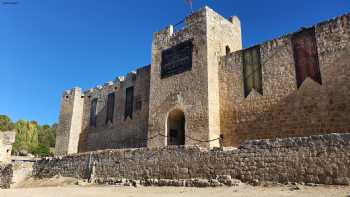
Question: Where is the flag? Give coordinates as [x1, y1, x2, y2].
[185, 0, 193, 12]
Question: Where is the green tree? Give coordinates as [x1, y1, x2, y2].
[2, 114, 56, 157]
[38, 124, 56, 148]
[12, 120, 39, 155]
[0, 115, 14, 131]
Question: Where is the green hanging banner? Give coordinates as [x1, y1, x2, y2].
[242, 45, 263, 97]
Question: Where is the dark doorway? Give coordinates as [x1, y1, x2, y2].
[167, 109, 185, 146]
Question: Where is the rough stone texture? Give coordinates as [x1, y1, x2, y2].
[34, 133, 350, 185]
[79, 66, 150, 152]
[219, 13, 350, 147]
[0, 131, 16, 163]
[55, 88, 84, 155]
[55, 7, 350, 154]
[148, 6, 242, 148]
[0, 164, 13, 189]
[55, 66, 150, 154]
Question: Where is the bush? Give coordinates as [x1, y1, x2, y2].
[32, 144, 53, 157]
[11, 119, 56, 157]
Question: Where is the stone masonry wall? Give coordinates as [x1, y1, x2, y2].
[219, 13, 350, 146]
[0, 164, 13, 189]
[79, 66, 151, 152]
[148, 8, 210, 148]
[34, 133, 350, 185]
[0, 131, 15, 163]
[55, 88, 84, 155]
[148, 7, 242, 148]
[206, 9, 242, 147]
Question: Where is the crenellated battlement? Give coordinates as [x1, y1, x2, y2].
[56, 6, 350, 156]
[153, 6, 240, 51]
[62, 87, 83, 101]
[72, 65, 151, 97]
[221, 12, 350, 63]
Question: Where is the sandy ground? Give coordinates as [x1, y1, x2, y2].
[1, 177, 349, 197]
[1, 185, 349, 197]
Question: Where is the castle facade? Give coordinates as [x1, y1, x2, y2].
[55, 7, 350, 155]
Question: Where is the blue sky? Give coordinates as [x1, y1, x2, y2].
[1, 0, 349, 125]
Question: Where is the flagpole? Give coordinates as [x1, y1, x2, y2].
[190, 2, 193, 13]
[186, 0, 193, 14]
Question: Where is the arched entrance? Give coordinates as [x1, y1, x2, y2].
[166, 109, 185, 146]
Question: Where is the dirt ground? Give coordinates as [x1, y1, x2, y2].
[1, 177, 349, 197]
[1, 185, 349, 197]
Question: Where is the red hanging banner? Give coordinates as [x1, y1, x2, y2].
[292, 27, 322, 88]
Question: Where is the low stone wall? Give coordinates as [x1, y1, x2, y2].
[0, 164, 13, 189]
[33, 133, 350, 185]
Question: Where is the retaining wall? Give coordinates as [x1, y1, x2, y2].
[0, 164, 13, 189]
[34, 133, 350, 185]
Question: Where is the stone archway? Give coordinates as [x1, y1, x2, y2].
[166, 109, 185, 146]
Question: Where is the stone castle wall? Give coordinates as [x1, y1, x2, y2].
[55, 88, 84, 155]
[56, 65, 150, 154]
[219, 13, 350, 146]
[0, 164, 12, 189]
[206, 10, 242, 147]
[148, 7, 242, 148]
[0, 131, 15, 163]
[56, 7, 350, 154]
[148, 8, 211, 148]
[79, 66, 151, 152]
[34, 133, 350, 185]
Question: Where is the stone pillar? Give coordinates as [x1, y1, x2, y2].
[55, 87, 84, 155]
[206, 9, 242, 147]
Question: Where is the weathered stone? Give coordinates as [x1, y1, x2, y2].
[0, 131, 16, 163]
[0, 164, 13, 189]
[55, 7, 350, 155]
[36, 133, 350, 186]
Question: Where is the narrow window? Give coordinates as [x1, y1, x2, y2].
[292, 27, 322, 88]
[124, 87, 134, 119]
[105, 93, 115, 124]
[226, 46, 231, 55]
[242, 45, 263, 97]
[90, 98, 98, 127]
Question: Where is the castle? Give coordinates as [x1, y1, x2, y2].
[55, 7, 350, 155]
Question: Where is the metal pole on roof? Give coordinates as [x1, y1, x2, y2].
[185, 0, 193, 14]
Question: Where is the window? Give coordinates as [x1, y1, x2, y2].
[292, 27, 322, 88]
[124, 87, 134, 119]
[105, 93, 115, 124]
[242, 45, 263, 97]
[161, 40, 193, 78]
[90, 98, 98, 127]
[226, 46, 231, 55]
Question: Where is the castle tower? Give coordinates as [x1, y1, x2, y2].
[147, 7, 242, 148]
[55, 87, 84, 155]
